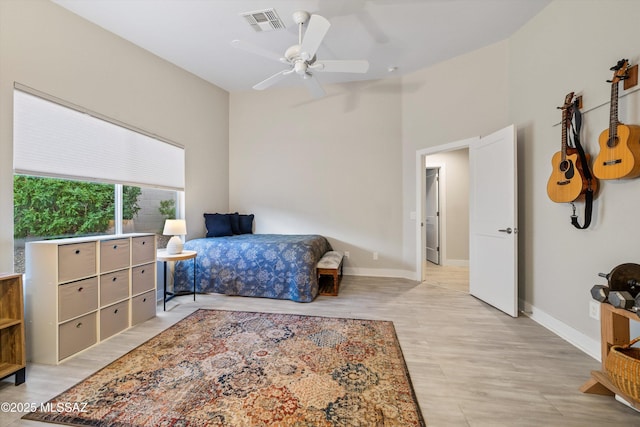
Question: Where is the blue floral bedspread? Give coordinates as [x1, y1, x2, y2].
[173, 234, 331, 302]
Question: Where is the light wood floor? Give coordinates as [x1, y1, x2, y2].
[2, 274, 639, 426]
[425, 262, 469, 293]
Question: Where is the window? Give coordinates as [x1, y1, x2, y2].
[13, 177, 179, 273]
[13, 86, 184, 273]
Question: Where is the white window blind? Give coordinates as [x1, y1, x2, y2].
[13, 88, 185, 191]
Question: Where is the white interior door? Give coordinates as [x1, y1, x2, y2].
[469, 125, 518, 317]
[425, 168, 440, 264]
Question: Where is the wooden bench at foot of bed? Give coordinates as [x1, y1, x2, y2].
[317, 251, 344, 296]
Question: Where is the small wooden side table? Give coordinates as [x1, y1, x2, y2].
[157, 249, 197, 311]
[580, 302, 640, 410]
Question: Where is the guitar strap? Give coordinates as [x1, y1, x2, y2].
[568, 98, 593, 229]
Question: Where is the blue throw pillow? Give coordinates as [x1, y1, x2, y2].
[238, 214, 254, 234]
[228, 212, 241, 235]
[204, 213, 233, 237]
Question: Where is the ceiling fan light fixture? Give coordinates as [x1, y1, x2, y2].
[294, 61, 307, 75]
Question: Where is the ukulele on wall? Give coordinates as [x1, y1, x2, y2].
[547, 92, 596, 203]
[593, 59, 640, 180]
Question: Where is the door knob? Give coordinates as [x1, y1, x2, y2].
[498, 227, 512, 234]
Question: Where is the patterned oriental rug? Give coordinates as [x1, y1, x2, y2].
[25, 309, 425, 426]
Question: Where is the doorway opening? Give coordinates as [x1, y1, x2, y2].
[424, 150, 470, 292]
[416, 138, 475, 290]
[416, 126, 518, 316]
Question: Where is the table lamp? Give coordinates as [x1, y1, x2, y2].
[163, 219, 187, 254]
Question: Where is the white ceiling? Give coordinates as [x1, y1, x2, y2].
[51, 0, 551, 93]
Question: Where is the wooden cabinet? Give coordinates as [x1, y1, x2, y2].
[0, 273, 26, 385]
[25, 233, 156, 364]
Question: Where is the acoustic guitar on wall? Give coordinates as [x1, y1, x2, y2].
[547, 92, 596, 203]
[593, 59, 640, 180]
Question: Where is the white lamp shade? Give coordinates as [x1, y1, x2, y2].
[163, 219, 187, 254]
[163, 219, 187, 236]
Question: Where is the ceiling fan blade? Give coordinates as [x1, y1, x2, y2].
[311, 60, 370, 74]
[231, 39, 284, 63]
[303, 74, 326, 99]
[299, 14, 330, 61]
[253, 70, 292, 90]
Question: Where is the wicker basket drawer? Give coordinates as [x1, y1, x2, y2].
[58, 242, 96, 283]
[131, 290, 156, 325]
[132, 263, 154, 295]
[100, 269, 130, 306]
[132, 235, 155, 266]
[100, 238, 130, 273]
[58, 277, 98, 322]
[59, 312, 97, 361]
[100, 300, 129, 340]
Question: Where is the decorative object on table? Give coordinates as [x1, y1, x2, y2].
[605, 336, 640, 402]
[593, 59, 640, 180]
[163, 219, 187, 254]
[24, 309, 425, 426]
[592, 263, 640, 312]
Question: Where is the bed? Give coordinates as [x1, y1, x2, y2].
[172, 234, 331, 302]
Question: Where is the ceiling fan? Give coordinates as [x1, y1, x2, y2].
[231, 10, 370, 98]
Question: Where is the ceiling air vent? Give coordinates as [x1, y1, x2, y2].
[240, 8, 285, 32]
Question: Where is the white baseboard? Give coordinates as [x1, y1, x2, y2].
[520, 299, 600, 361]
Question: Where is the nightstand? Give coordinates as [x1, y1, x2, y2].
[157, 249, 197, 311]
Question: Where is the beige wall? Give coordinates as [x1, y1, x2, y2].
[401, 41, 510, 274]
[229, 79, 405, 277]
[0, 0, 229, 271]
[509, 0, 640, 354]
[229, 42, 510, 279]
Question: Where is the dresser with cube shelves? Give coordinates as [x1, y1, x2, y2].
[25, 233, 157, 364]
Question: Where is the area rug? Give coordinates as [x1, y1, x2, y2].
[24, 309, 425, 426]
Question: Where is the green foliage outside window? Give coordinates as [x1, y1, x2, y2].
[158, 199, 176, 219]
[123, 185, 142, 220]
[14, 175, 141, 239]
